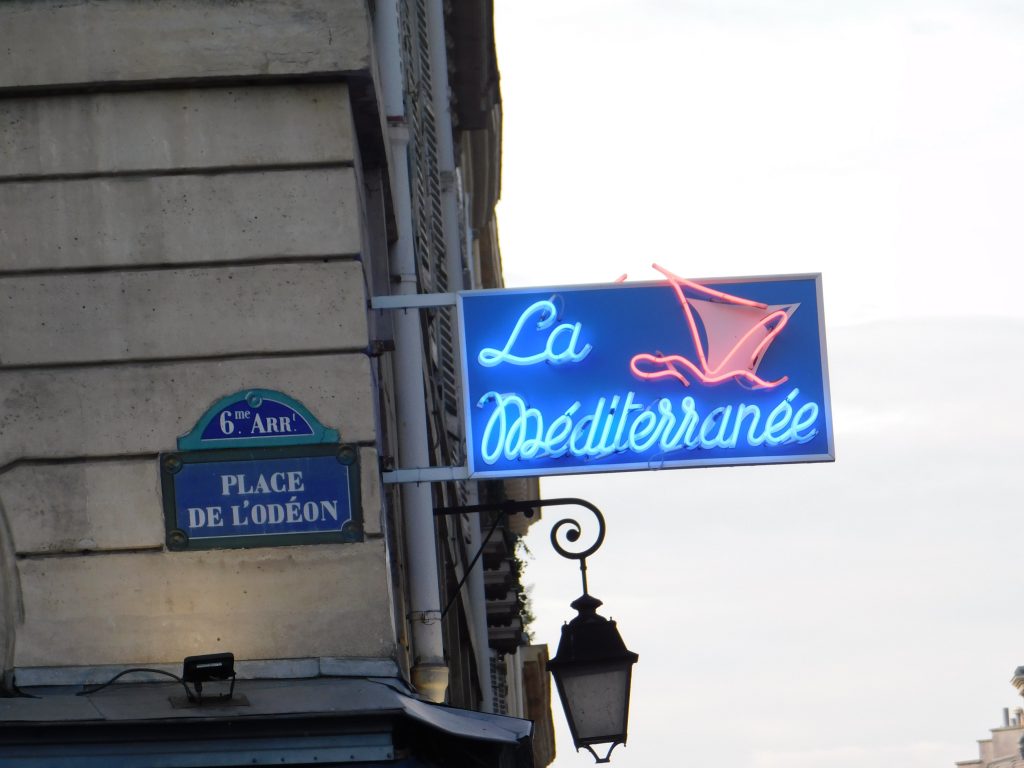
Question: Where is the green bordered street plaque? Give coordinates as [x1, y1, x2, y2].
[160, 444, 363, 551]
[162, 389, 361, 550]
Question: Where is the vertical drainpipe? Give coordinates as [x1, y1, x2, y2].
[424, 0, 496, 712]
[374, 0, 449, 703]
[462, 484, 495, 712]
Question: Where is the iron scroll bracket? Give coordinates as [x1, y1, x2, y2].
[434, 497, 607, 605]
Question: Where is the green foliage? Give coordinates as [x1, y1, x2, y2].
[512, 536, 535, 643]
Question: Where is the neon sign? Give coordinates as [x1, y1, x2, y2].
[478, 299, 592, 367]
[458, 266, 833, 478]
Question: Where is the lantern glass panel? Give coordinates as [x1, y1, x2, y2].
[558, 666, 630, 743]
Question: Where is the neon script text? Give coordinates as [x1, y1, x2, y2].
[476, 388, 820, 465]
[477, 300, 592, 367]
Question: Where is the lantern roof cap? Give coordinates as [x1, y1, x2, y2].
[548, 593, 639, 669]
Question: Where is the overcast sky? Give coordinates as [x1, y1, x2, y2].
[493, 3, 1024, 766]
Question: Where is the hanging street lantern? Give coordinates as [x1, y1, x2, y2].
[547, 593, 638, 763]
[435, 496, 639, 763]
[537, 498, 638, 763]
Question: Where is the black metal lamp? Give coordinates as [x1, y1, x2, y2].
[548, 593, 638, 763]
[539, 499, 638, 763]
[435, 497, 639, 763]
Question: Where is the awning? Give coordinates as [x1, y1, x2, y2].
[0, 676, 534, 767]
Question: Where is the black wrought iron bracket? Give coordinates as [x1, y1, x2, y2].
[434, 498, 606, 617]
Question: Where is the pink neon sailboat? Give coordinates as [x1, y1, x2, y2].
[629, 264, 799, 390]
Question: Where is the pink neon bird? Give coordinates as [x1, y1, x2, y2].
[629, 264, 798, 390]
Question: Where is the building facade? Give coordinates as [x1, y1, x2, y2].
[0, 1, 552, 765]
[955, 712, 1024, 768]
[955, 670, 1024, 768]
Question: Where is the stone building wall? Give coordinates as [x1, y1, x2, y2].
[0, 0, 394, 678]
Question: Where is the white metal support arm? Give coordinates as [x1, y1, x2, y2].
[371, 293, 457, 310]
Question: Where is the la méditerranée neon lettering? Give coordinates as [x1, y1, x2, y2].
[476, 388, 820, 465]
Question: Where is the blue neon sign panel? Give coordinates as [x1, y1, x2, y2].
[458, 267, 834, 478]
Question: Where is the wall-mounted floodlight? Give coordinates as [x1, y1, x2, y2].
[182, 652, 236, 704]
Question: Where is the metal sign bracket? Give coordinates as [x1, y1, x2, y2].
[382, 466, 469, 484]
[371, 293, 457, 310]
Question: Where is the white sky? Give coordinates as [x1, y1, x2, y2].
[493, 2, 1024, 766]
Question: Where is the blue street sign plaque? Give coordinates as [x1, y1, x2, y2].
[160, 445, 362, 550]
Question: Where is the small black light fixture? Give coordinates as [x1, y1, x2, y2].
[182, 652, 236, 704]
